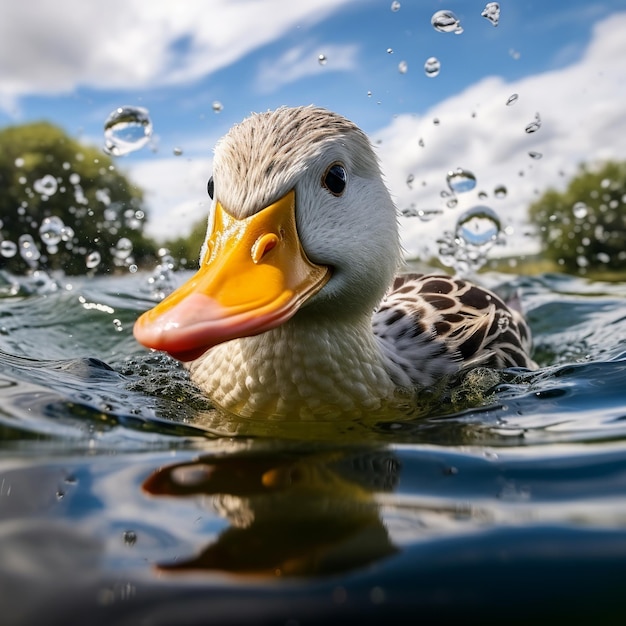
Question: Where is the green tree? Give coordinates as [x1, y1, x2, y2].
[529, 161, 626, 273]
[165, 215, 207, 268]
[0, 121, 158, 274]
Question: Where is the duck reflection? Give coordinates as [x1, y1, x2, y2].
[142, 446, 400, 577]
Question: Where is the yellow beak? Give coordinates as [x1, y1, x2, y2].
[133, 190, 330, 361]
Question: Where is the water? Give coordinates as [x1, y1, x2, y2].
[481, 2, 500, 27]
[424, 56, 441, 78]
[103, 106, 153, 157]
[431, 10, 463, 35]
[2, 269, 626, 624]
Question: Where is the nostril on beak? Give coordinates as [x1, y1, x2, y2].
[252, 233, 279, 264]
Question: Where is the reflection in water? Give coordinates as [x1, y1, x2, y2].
[143, 447, 400, 576]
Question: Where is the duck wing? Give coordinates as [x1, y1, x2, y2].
[372, 273, 535, 388]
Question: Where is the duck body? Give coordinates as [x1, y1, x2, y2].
[134, 106, 534, 420]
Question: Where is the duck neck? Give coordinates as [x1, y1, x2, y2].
[189, 311, 401, 420]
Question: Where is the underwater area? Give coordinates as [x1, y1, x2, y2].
[3, 1, 626, 624]
[2, 267, 626, 624]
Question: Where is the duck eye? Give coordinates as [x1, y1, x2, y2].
[207, 176, 214, 199]
[322, 163, 347, 196]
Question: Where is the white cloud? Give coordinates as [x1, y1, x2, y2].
[373, 11, 626, 259]
[127, 11, 626, 265]
[255, 43, 359, 93]
[128, 156, 213, 242]
[0, 0, 359, 101]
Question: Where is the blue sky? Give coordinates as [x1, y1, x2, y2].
[2, 0, 626, 258]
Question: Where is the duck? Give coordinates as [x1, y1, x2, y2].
[133, 106, 534, 421]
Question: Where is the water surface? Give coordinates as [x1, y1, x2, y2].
[1, 269, 626, 625]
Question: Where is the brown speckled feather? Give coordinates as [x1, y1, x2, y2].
[372, 273, 535, 388]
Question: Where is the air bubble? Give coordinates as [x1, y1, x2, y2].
[528, 151, 542, 160]
[398, 60, 408, 74]
[212, 101, 223, 113]
[431, 10, 462, 33]
[506, 93, 519, 106]
[424, 57, 440, 77]
[481, 2, 500, 26]
[173, 147, 183, 156]
[446, 168, 477, 194]
[103, 106, 153, 156]
[391, 1, 401, 11]
[318, 54, 327, 66]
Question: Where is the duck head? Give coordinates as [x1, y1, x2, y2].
[134, 106, 401, 362]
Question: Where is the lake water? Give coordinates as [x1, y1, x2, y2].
[1, 268, 626, 625]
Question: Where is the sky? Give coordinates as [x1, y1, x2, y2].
[2, 0, 626, 261]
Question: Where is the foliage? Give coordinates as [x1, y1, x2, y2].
[529, 161, 626, 273]
[164, 216, 207, 269]
[0, 122, 158, 274]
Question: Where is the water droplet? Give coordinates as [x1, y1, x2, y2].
[123, 530, 137, 546]
[95, 188, 110, 205]
[39, 216, 65, 246]
[212, 101, 223, 113]
[60, 225, 75, 242]
[103, 106, 152, 156]
[406, 174, 414, 188]
[431, 10, 462, 33]
[318, 53, 327, 66]
[446, 168, 477, 193]
[494, 184, 507, 198]
[424, 57, 441, 77]
[14, 157, 24, 168]
[433, 118, 440, 126]
[113, 237, 133, 260]
[506, 93, 519, 106]
[456, 206, 501, 248]
[367, 90, 372, 97]
[572, 201, 588, 219]
[597, 252, 611, 264]
[0, 240, 17, 258]
[386, 48, 393, 54]
[33, 174, 58, 196]
[391, 1, 401, 11]
[478, 190, 488, 199]
[18, 234, 40, 265]
[173, 147, 183, 156]
[86, 251, 101, 269]
[128, 264, 138, 274]
[528, 151, 542, 160]
[417, 208, 443, 221]
[481, 2, 500, 26]
[446, 197, 458, 209]
[398, 60, 408, 74]
[525, 112, 542, 133]
[113, 318, 123, 332]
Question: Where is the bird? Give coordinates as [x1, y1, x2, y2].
[133, 106, 534, 421]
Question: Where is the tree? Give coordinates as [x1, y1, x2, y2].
[164, 216, 207, 268]
[0, 122, 158, 274]
[529, 161, 626, 273]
